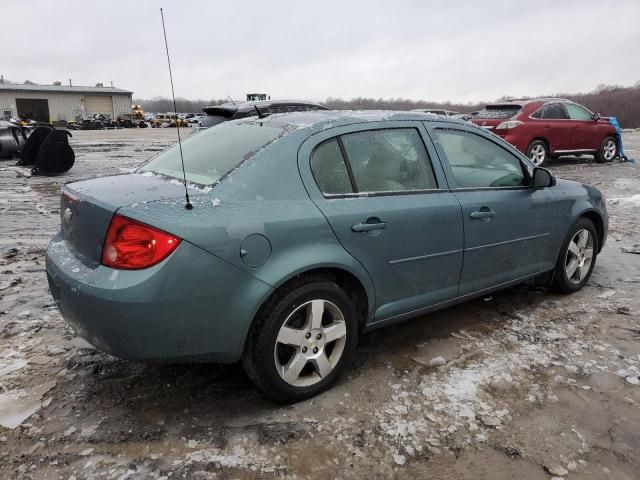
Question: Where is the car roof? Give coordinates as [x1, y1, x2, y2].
[484, 97, 573, 108]
[203, 99, 327, 114]
[232, 109, 470, 132]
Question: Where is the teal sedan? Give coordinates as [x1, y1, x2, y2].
[46, 111, 608, 402]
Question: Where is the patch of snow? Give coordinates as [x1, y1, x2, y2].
[609, 194, 640, 206]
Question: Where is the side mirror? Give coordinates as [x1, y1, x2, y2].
[532, 167, 556, 188]
[592, 112, 601, 121]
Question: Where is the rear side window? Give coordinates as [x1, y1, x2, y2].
[435, 129, 526, 188]
[565, 103, 592, 120]
[534, 103, 569, 119]
[341, 129, 437, 193]
[310, 128, 438, 195]
[310, 139, 353, 195]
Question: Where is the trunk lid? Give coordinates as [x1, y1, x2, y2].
[60, 173, 207, 268]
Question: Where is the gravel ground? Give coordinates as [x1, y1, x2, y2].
[0, 128, 639, 480]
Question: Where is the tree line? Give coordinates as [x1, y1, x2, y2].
[133, 82, 635, 129]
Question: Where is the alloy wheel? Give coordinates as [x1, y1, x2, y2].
[274, 299, 347, 387]
[529, 144, 546, 166]
[564, 229, 594, 284]
[602, 139, 617, 161]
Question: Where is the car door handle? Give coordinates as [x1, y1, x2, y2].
[470, 209, 495, 220]
[352, 220, 387, 232]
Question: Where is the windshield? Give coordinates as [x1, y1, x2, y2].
[138, 122, 286, 185]
[476, 105, 522, 119]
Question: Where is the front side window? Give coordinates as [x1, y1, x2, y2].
[139, 122, 285, 185]
[435, 129, 526, 188]
[538, 103, 569, 120]
[565, 103, 593, 120]
[310, 139, 353, 195]
[340, 129, 437, 193]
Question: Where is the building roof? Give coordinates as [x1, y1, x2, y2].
[0, 83, 133, 95]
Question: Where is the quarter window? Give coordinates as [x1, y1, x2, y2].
[435, 129, 526, 188]
[310, 139, 353, 195]
[340, 129, 437, 193]
[565, 103, 593, 120]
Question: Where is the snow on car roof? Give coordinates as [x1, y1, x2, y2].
[234, 109, 469, 132]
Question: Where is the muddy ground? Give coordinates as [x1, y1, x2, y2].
[0, 128, 639, 480]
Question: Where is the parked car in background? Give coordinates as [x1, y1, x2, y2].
[188, 113, 205, 125]
[411, 109, 459, 116]
[199, 100, 328, 129]
[143, 112, 155, 122]
[452, 111, 479, 121]
[150, 113, 189, 128]
[471, 99, 618, 166]
[46, 111, 608, 402]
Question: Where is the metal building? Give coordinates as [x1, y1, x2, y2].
[0, 82, 133, 123]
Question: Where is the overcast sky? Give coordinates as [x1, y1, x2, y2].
[2, 0, 639, 103]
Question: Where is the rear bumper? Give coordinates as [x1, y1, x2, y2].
[46, 232, 271, 363]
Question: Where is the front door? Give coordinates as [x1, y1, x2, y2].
[428, 125, 556, 295]
[298, 122, 464, 321]
[564, 102, 599, 150]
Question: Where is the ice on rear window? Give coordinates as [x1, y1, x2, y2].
[138, 122, 286, 186]
[476, 106, 522, 119]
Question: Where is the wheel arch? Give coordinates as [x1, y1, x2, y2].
[528, 137, 550, 153]
[249, 264, 373, 348]
[579, 210, 605, 253]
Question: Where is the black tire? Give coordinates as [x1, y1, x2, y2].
[526, 140, 548, 166]
[595, 136, 617, 163]
[551, 218, 599, 294]
[242, 277, 358, 403]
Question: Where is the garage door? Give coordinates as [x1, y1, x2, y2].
[85, 96, 113, 116]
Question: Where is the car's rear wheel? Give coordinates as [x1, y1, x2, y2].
[242, 278, 358, 403]
[527, 140, 548, 166]
[595, 136, 617, 163]
[551, 218, 598, 293]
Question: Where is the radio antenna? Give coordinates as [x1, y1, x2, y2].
[160, 8, 192, 210]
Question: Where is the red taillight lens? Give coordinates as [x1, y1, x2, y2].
[101, 214, 181, 270]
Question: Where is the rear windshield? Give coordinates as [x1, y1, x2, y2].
[476, 105, 522, 119]
[138, 122, 286, 185]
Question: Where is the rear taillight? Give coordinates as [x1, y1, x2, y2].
[495, 120, 524, 130]
[101, 214, 181, 270]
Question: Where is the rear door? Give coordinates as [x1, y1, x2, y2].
[531, 103, 573, 152]
[427, 124, 556, 295]
[298, 121, 464, 321]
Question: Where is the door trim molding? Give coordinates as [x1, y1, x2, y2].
[466, 232, 550, 252]
[365, 267, 552, 330]
[389, 248, 462, 265]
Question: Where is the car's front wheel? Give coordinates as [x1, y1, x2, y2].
[242, 278, 358, 402]
[595, 136, 617, 163]
[527, 140, 548, 166]
[552, 218, 599, 293]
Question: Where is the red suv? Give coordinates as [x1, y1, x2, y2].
[471, 98, 618, 166]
